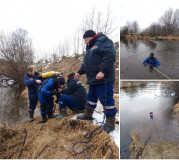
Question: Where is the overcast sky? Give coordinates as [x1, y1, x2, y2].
[0, 0, 119, 59]
[120, 0, 179, 29]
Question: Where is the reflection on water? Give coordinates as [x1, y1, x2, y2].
[120, 83, 179, 159]
[120, 40, 179, 79]
[0, 87, 40, 126]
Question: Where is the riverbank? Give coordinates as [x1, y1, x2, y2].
[129, 133, 179, 159]
[120, 82, 147, 89]
[171, 103, 179, 118]
[1, 92, 119, 159]
[125, 34, 179, 41]
[0, 116, 119, 159]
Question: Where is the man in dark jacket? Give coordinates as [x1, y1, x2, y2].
[74, 30, 117, 133]
[24, 66, 41, 122]
[56, 73, 87, 120]
[38, 77, 65, 123]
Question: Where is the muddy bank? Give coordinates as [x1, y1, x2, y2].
[171, 103, 179, 118]
[129, 133, 179, 159]
[120, 82, 147, 89]
[0, 115, 119, 159]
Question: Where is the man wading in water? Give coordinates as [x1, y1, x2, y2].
[143, 52, 160, 67]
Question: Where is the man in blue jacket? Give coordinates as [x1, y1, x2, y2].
[74, 30, 117, 133]
[143, 52, 160, 67]
[24, 66, 41, 122]
[38, 77, 65, 123]
[56, 73, 87, 120]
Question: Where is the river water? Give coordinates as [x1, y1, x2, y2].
[120, 40, 179, 79]
[120, 82, 179, 159]
[0, 86, 40, 126]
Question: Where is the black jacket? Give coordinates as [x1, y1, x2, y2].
[61, 78, 87, 107]
[78, 32, 116, 85]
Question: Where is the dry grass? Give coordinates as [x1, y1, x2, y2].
[0, 118, 119, 159]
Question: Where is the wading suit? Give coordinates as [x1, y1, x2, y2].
[143, 57, 160, 67]
[77, 32, 117, 133]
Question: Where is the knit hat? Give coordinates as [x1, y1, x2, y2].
[150, 52, 155, 59]
[83, 30, 96, 39]
[57, 77, 65, 85]
[68, 73, 75, 79]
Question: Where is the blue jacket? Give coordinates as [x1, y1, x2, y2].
[24, 72, 40, 99]
[143, 57, 160, 67]
[78, 32, 116, 85]
[41, 78, 55, 97]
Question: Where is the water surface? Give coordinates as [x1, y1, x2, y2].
[120, 83, 179, 159]
[120, 40, 179, 79]
[0, 86, 40, 126]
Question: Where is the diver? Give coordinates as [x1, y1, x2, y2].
[143, 52, 160, 67]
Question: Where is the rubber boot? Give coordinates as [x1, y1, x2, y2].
[56, 108, 68, 120]
[40, 114, 47, 123]
[103, 117, 115, 133]
[28, 110, 34, 122]
[75, 109, 84, 113]
[77, 107, 94, 120]
[48, 111, 56, 118]
[72, 108, 84, 113]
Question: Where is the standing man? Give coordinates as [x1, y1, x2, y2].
[24, 66, 41, 122]
[75, 30, 117, 133]
[56, 73, 87, 120]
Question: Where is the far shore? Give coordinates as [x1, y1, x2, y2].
[124, 34, 179, 41]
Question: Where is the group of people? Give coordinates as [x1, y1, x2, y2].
[24, 30, 117, 133]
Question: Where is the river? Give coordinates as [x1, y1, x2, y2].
[0, 86, 40, 126]
[120, 82, 179, 159]
[120, 39, 179, 79]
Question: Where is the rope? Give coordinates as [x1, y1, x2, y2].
[154, 117, 179, 128]
[153, 67, 171, 80]
[150, 116, 163, 159]
[154, 68, 161, 79]
[72, 115, 105, 154]
[152, 119, 163, 143]
[72, 79, 110, 154]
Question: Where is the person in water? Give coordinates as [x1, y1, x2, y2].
[143, 52, 160, 67]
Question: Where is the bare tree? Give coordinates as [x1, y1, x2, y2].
[0, 28, 33, 87]
[96, 12, 102, 33]
[74, 4, 117, 55]
[160, 8, 179, 35]
[132, 21, 139, 34]
[146, 23, 162, 37]
[120, 26, 129, 39]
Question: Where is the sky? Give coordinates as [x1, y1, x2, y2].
[0, 0, 119, 60]
[120, 0, 179, 29]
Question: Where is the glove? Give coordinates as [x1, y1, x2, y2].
[143, 63, 147, 66]
[55, 99, 59, 104]
[50, 90, 58, 96]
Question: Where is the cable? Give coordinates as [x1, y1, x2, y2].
[153, 67, 171, 80]
[72, 115, 105, 154]
[72, 79, 109, 154]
